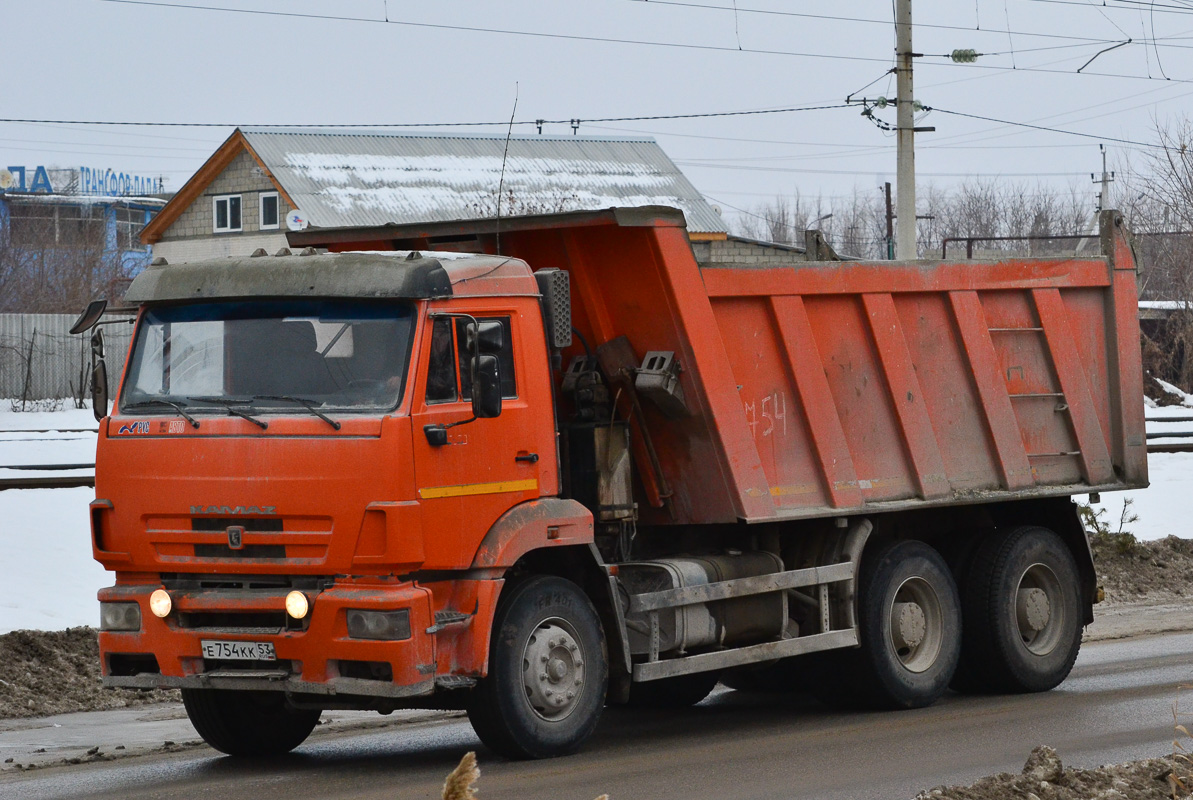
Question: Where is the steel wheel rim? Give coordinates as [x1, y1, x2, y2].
[888, 576, 943, 674]
[521, 617, 586, 721]
[1015, 562, 1064, 655]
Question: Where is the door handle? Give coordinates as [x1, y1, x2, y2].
[515, 453, 539, 464]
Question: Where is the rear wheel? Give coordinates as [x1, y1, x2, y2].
[467, 575, 607, 759]
[626, 671, 720, 708]
[955, 526, 1082, 693]
[853, 540, 962, 709]
[182, 689, 319, 756]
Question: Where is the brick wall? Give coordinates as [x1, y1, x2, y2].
[158, 149, 293, 252]
[691, 238, 806, 269]
[153, 232, 291, 263]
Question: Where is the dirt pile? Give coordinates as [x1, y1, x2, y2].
[915, 745, 1190, 800]
[0, 628, 175, 719]
[1090, 532, 1193, 604]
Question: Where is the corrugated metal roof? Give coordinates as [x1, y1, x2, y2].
[240, 129, 726, 234]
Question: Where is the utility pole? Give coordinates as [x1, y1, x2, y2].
[884, 182, 895, 259]
[895, 0, 917, 260]
[1092, 144, 1115, 213]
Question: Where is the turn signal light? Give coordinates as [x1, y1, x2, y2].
[149, 589, 172, 618]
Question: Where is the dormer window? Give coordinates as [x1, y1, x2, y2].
[213, 195, 242, 233]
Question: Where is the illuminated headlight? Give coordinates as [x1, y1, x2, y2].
[285, 591, 310, 620]
[346, 609, 411, 641]
[99, 602, 142, 631]
[148, 589, 172, 618]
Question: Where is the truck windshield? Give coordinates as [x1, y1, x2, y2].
[120, 300, 416, 414]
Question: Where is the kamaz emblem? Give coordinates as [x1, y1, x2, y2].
[117, 421, 150, 434]
[227, 526, 244, 550]
[190, 505, 277, 515]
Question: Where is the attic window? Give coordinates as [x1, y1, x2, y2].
[213, 195, 242, 233]
[260, 192, 280, 231]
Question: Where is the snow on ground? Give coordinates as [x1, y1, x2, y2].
[0, 488, 108, 633]
[0, 401, 1191, 632]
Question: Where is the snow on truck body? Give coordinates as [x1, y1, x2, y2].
[86, 206, 1146, 759]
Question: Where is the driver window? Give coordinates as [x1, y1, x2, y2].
[425, 317, 458, 404]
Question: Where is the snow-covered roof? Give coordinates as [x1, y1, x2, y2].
[239, 129, 726, 234]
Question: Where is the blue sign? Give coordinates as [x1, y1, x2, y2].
[79, 167, 159, 197]
[4, 165, 54, 193]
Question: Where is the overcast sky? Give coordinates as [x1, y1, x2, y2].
[5, 0, 1193, 228]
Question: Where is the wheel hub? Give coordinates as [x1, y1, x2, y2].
[1017, 587, 1051, 633]
[893, 601, 927, 650]
[522, 622, 585, 721]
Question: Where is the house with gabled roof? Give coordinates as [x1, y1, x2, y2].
[139, 128, 731, 263]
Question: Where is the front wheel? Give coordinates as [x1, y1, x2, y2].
[467, 575, 608, 759]
[182, 689, 320, 756]
[854, 540, 962, 709]
[955, 525, 1082, 693]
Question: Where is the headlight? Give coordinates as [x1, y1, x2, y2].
[285, 590, 310, 620]
[346, 609, 411, 641]
[99, 602, 142, 631]
[148, 588, 172, 618]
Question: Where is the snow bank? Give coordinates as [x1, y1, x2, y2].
[0, 488, 107, 633]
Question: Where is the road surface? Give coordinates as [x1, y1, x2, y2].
[5, 631, 1193, 800]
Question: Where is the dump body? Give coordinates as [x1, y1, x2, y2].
[322, 206, 1147, 527]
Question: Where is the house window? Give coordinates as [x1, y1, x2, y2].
[260, 192, 280, 230]
[213, 195, 242, 233]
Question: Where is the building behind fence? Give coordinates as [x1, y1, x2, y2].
[0, 313, 132, 402]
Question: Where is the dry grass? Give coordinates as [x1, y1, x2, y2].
[440, 751, 608, 800]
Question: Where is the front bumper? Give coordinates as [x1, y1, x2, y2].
[99, 579, 442, 700]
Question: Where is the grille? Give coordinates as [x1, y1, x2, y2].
[178, 611, 290, 633]
[192, 517, 283, 532]
[193, 544, 287, 560]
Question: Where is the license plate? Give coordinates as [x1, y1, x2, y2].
[200, 640, 276, 661]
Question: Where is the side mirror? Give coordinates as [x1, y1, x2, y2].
[89, 328, 109, 422]
[70, 299, 108, 335]
[91, 359, 109, 422]
[470, 354, 502, 419]
[465, 321, 504, 354]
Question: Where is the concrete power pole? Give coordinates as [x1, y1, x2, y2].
[895, 0, 917, 260]
[1092, 144, 1115, 213]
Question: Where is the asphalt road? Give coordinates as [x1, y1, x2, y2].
[5, 631, 1193, 800]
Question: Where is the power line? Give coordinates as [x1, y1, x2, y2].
[0, 103, 851, 130]
[95, 0, 1193, 85]
[97, 0, 895, 65]
[926, 106, 1165, 148]
[624, 0, 1151, 46]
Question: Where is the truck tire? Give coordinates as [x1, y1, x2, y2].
[955, 525, 1082, 693]
[854, 540, 962, 709]
[181, 689, 319, 756]
[626, 671, 720, 708]
[467, 575, 607, 759]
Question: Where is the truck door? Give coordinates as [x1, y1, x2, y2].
[411, 310, 545, 568]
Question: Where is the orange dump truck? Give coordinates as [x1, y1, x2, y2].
[74, 206, 1145, 759]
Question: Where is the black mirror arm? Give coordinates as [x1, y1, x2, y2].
[423, 415, 478, 447]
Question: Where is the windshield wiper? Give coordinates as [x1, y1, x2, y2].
[123, 400, 200, 429]
[253, 395, 341, 431]
[187, 397, 268, 429]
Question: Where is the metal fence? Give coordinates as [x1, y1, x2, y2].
[0, 313, 133, 402]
